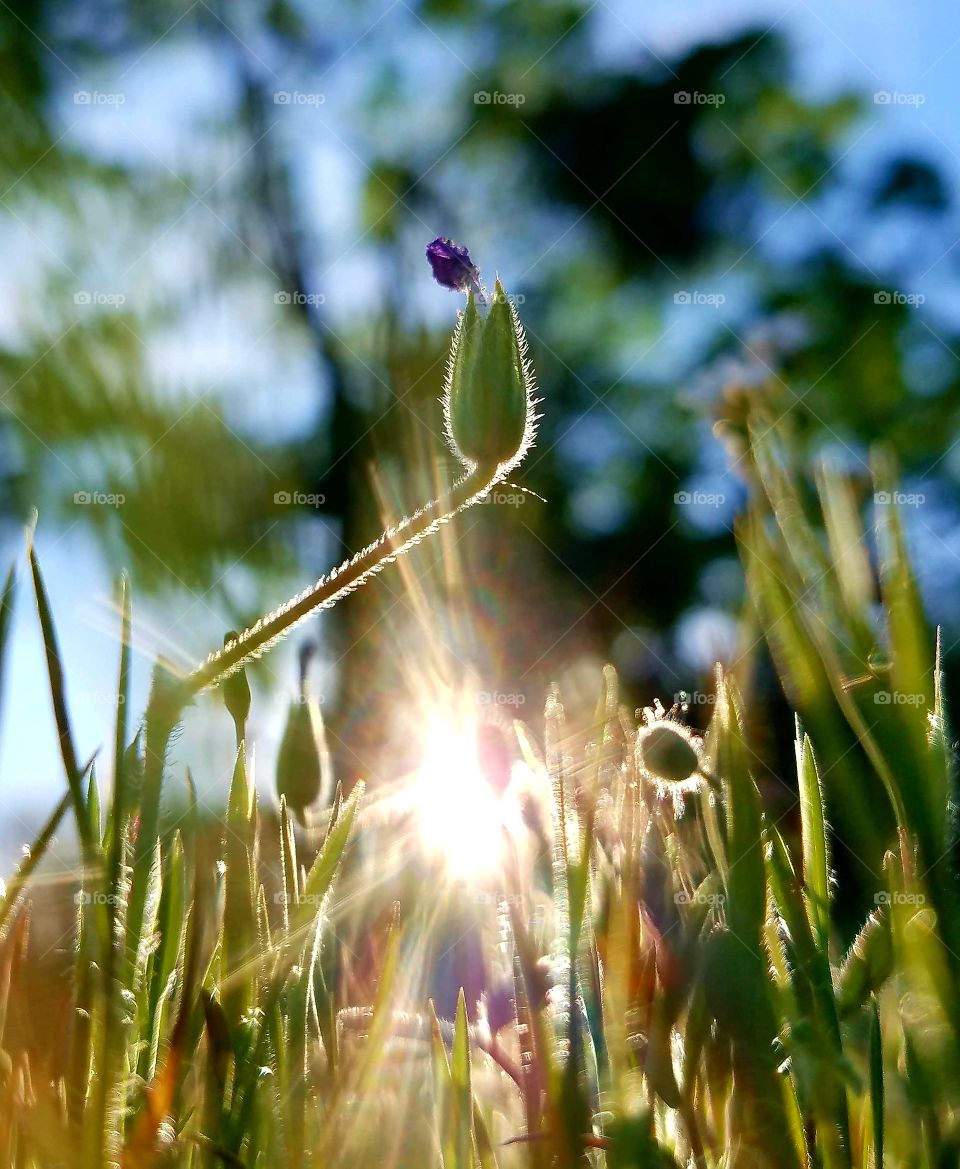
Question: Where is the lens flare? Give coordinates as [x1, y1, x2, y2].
[414, 715, 508, 877]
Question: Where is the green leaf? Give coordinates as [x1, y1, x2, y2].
[0, 562, 16, 754]
[796, 727, 830, 952]
[29, 542, 96, 857]
[451, 988, 474, 1169]
[869, 999, 884, 1169]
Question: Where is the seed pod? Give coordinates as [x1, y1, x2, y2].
[443, 281, 536, 473]
[221, 631, 251, 745]
[636, 721, 701, 785]
[275, 643, 331, 822]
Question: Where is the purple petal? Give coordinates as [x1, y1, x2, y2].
[426, 236, 480, 292]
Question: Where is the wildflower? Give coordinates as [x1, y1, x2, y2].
[426, 236, 481, 293]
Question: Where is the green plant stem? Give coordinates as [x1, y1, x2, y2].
[127, 462, 499, 980]
[184, 462, 498, 697]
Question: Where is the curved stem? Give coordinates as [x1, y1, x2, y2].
[184, 461, 498, 697]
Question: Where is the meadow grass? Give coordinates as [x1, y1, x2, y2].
[0, 324, 955, 1168]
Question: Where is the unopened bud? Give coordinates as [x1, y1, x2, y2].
[221, 631, 251, 742]
[443, 280, 537, 472]
[276, 643, 331, 820]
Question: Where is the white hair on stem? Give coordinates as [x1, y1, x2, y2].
[183, 293, 540, 697]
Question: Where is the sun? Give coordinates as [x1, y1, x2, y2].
[414, 714, 510, 878]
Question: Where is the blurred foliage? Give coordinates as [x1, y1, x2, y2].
[1, 1, 959, 896]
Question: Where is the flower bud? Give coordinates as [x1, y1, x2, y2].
[276, 643, 331, 821]
[443, 280, 536, 472]
[426, 236, 480, 293]
[221, 631, 251, 744]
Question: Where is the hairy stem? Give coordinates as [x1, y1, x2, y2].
[184, 461, 499, 697]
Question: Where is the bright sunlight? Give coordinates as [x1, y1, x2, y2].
[414, 715, 511, 878]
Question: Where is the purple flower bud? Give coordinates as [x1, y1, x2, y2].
[426, 236, 480, 292]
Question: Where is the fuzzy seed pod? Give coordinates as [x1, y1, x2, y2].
[636, 721, 701, 785]
[443, 281, 537, 473]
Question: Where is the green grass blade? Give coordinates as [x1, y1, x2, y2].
[0, 562, 16, 759]
[0, 790, 71, 940]
[796, 727, 830, 952]
[28, 542, 95, 857]
[869, 998, 884, 1169]
[451, 988, 474, 1169]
